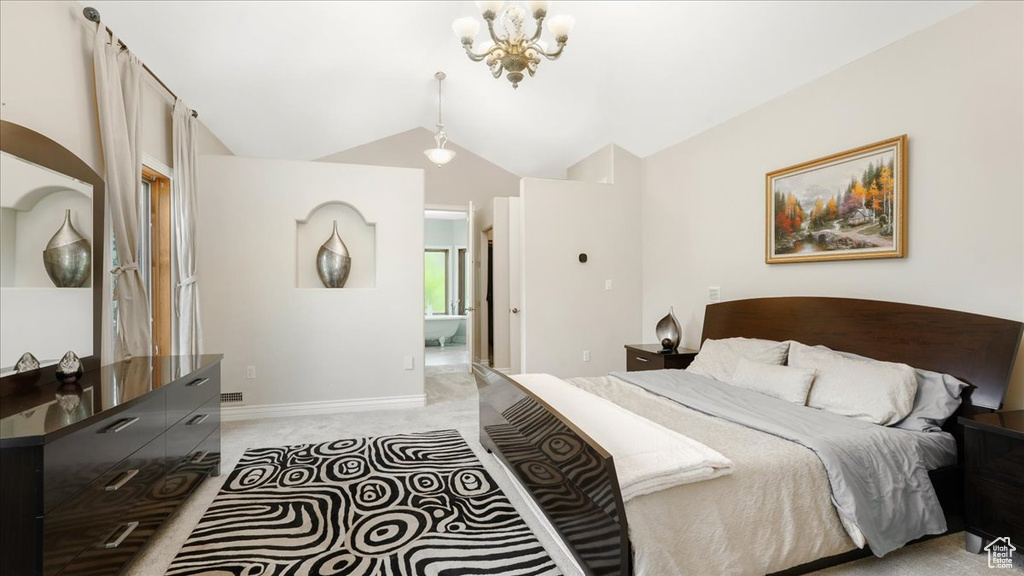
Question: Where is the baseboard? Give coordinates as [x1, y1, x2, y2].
[220, 394, 427, 422]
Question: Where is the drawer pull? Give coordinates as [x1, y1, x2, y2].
[634, 356, 649, 362]
[105, 417, 140, 433]
[187, 377, 210, 387]
[191, 451, 209, 464]
[101, 521, 139, 549]
[105, 469, 139, 491]
[188, 413, 210, 426]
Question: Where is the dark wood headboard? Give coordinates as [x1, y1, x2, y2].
[701, 297, 1023, 410]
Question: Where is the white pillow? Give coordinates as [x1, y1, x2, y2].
[789, 341, 917, 425]
[686, 337, 790, 383]
[729, 357, 817, 405]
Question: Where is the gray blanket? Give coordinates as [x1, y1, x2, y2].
[612, 369, 955, 557]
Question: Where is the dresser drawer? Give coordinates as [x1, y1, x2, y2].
[43, 434, 166, 576]
[166, 394, 220, 470]
[44, 390, 166, 513]
[626, 352, 665, 371]
[166, 363, 220, 427]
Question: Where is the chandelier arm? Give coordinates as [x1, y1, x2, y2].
[490, 59, 505, 79]
[463, 43, 505, 62]
[484, 16, 506, 47]
[528, 14, 546, 44]
[530, 40, 567, 60]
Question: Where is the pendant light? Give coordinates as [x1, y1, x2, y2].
[424, 71, 456, 167]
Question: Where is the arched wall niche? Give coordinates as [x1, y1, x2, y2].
[296, 201, 376, 288]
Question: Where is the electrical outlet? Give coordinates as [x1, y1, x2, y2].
[708, 286, 722, 304]
[245, 366, 256, 380]
[583, 350, 591, 362]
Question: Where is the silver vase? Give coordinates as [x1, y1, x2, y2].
[43, 209, 91, 288]
[316, 220, 351, 288]
[655, 306, 682, 352]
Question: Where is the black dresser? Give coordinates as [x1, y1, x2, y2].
[959, 410, 1023, 558]
[0, 355, 222, 576]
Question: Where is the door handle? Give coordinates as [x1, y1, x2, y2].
[105, 417, 139, 434]
[511, 308, 519, 314]
[101, 522, 139, 549]
[105, 469, 139, 491]
[187, 413, 210, 426]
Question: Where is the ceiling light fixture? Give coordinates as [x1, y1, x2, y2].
[423, 71, 456, 167]
[452, 1, 575, 89]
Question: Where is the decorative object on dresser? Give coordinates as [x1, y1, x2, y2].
[959, 410, 1023, 561]
[624, 343, 698, 372]
[0, 354, 223, 576]
[655, 306, 682, 351]
[14, 352, 40, 373]
[43, 209, 92, 288]
[316, 220, 352, 288]
[766, 135, 907, 264]
[54, 351, 83, 384]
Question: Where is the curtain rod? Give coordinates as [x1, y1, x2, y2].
[83, 6, 199, 119]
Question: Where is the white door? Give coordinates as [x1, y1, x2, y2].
[465, 201, 475, 373]
[508, 197, 522, 374]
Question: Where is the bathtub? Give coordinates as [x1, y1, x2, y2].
[425, 314, 465, 347]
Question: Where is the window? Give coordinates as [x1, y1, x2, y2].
[424, 249, 448, 314]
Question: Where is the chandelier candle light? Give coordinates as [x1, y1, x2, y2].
[424, 71, 457, 167]
[453, 1, 575, 89]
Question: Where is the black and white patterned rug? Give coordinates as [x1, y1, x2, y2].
[168, 429, 561, 575]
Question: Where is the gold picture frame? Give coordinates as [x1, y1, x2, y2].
[766, 135, 907, 264]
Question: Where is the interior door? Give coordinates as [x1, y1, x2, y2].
[508, 197, 522, 374]
[465, 201, 475, 373]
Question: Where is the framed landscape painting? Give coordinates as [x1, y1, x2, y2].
[766, 135, 907, 264]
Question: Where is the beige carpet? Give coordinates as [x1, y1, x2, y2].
[124, 365, 992, 575]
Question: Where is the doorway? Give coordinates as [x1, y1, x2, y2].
[424, 209, 470, 367]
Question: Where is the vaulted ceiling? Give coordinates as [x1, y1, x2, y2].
[87, 1, 973, 177]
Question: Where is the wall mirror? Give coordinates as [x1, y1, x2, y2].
[0, 120, 105, 377]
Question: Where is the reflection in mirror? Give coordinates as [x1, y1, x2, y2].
[0, 151, 94, 373]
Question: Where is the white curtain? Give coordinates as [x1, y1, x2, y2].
[94, 24, 151, 360]
[172, 101, 203, 356]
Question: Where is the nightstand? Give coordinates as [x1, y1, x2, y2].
[624, 344, 698, 372]
[959, 410, 1024, 556]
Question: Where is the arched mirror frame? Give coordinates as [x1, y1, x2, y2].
[0, 120, 105, 381]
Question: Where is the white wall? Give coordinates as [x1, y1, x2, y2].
[0, 1, 233, 174]
[199, 156, 424, 408]
[519, 145, 643, 377]
[641, 2, 1024, 409]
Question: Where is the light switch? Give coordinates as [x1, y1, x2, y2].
[403, 356, 414, 370]
[708, 286, 722, 304]
[605, 279, 613, 291]
[583, 350, 591, 362]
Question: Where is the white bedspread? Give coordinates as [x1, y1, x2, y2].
[512, 373, 733, 501]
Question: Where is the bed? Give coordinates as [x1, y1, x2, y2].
[474, 297, 1023, 576]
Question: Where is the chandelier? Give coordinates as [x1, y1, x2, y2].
[452, 1, 575, 89]
[423, 71, 456, 166]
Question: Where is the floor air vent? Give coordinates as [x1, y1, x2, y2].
[221, 392, 243, 403]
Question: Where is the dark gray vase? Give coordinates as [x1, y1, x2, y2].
[43, 209, 91, 288]
[316, 220, 351, 288]
[655, 307, 682, 352]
